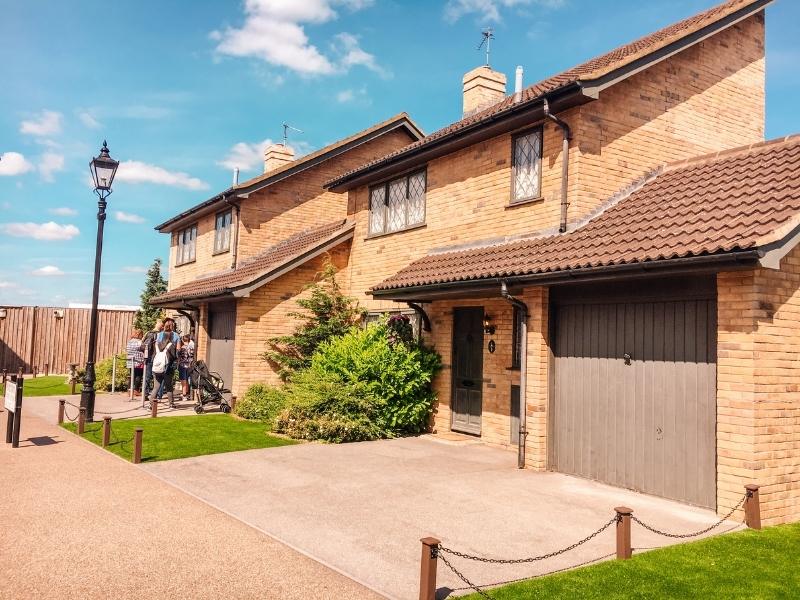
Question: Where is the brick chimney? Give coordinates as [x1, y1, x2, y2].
[263, 144, 295, 173]
[463, 66, 507, 117]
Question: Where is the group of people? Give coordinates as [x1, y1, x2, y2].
[126, 317, 195, 408]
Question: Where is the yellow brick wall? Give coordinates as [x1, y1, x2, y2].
[343, 16, 765, 312]
[165, 129, 413, 290]
[717, 243, 800, 525]
[231, 245, 351, 395]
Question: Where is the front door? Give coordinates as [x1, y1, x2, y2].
[206, 302, 236, 390]
[451, 307, 484, 435]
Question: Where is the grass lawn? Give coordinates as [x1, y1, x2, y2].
[62, 414, 297, 462]
[19, 375, 73, 397]
[463, 522, 800, 599]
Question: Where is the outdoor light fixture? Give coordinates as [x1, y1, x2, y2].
[80, 141, 120, 422]
[483, 315, 496, 335]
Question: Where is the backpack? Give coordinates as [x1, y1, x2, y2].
[152, 342, 173, 374]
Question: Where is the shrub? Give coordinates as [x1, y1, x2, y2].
[235, 383, 288, 427]
[274, 370, 385, 443]
[92, 353, 130, 391]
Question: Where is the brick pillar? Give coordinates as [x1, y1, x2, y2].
[523, 286, 549, 470]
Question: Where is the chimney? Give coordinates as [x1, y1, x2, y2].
[263, 144, 295, 173]
[462, 65, 507, 117]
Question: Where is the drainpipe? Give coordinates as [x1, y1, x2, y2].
[501, 281, 528, 469]
[543, 97, 571, 233]
[224, 196, 241, 269]
[406, 302, 431, 333]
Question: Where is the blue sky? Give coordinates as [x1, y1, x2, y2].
[1, 0, 798, 307]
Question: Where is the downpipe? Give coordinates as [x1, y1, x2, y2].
[501, 281, 528, 469]
[543, 97, 571, 233]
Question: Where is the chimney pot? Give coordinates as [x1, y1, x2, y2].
[263, 144, 295, 174]
[463, 65, 507, 117]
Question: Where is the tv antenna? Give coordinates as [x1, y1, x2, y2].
[282, 122, 303, 147]
[478, 28, 494, 67]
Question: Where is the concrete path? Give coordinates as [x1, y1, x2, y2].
[145, 436, 741, 599]
[0, 410, 381, 600]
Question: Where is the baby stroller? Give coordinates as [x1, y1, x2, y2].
[190, 360, 232, 414]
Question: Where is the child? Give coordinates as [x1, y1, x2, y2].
[178, 334, 195, 401]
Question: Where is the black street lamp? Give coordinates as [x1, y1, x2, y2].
[80, 141, 119, 422]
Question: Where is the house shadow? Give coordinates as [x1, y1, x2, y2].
[20, 435, 63, 447]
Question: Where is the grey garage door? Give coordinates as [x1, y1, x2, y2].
[550, 279, 717, 509]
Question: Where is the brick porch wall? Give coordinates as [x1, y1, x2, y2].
[718, 243, 800, 525]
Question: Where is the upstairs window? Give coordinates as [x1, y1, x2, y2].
[176, 224, 197, 265]
[512, 129, 542, 203]
[369, 170, 426, 235]
[214, 210, 233, 254]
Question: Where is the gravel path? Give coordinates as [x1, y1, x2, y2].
[0, 409, 381, 600]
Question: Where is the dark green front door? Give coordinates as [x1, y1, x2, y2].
[451, 307, 484, 435]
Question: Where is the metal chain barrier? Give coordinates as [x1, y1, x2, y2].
[63, 399, 140, 417]
[630, 492, 748, 539]
[437, 550, 495, 600]
[62, 402, 80, 422]
[438, 514, 618, 564]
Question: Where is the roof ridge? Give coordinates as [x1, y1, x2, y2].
[663, 134, 800, 172]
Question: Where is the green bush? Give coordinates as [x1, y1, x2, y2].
[274, 370, 385, 443]
[94, 353, 130, 392]
[235, 383, 288, 427]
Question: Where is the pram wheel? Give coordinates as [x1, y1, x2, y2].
[220, 403, 231, 414]
[194, 404, 204, 414]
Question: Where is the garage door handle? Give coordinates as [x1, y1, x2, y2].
[623, 353, 632, 365]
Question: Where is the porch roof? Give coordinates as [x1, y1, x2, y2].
[371, 134, 800, 299]
[151, 219, 355, 307]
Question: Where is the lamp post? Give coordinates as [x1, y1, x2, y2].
[80, 141, 119, 422]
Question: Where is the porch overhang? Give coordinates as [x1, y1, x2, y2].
[369, 251, 761, 302]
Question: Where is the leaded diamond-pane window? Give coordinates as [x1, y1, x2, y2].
[369, 186, 386, 234]
[513, 130, 542, 202]
[368, 170, 427, 235]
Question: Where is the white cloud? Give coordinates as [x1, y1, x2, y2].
[114, 211, 146, 224]
[20, 110, 63, 137]
[49, 207, 78, 216]
[122, 266, 147, 273]
[114, 160, 209, 190]
[333, 33, 386, 77]
[213, 0, 380, 76]
[31, 265, 64, 277]
[0, 152, 34, 176]
[0, 221, 80, 241]
[78, 111, 102, 129]
[218, 139, 272, 171]
[444, 0, 565, 23]
[336, 86, 371, 105]
[0, 280, 18, 289]
[39, 152, 65, 182]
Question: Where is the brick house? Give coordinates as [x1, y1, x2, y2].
[154, 0, 799, 524]
[151, 114, 424, 393]
[323, 0, 798, 524]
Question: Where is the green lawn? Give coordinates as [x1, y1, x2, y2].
[463, 522, 800, 599]
[19, 375, 73, 397]
[62, 414, 297, 462]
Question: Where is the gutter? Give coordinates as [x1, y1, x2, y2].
[500, 282, 528, 469]
[543, 97, 572, 233]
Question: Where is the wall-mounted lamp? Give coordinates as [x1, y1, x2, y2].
[0, 308, 6, 319]
[483, 314, 496, 335]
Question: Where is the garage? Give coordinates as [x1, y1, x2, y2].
[549, 276, 717, 509]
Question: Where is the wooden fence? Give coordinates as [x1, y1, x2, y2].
[0, 306, 136, 374]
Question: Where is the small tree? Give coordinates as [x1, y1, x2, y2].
[262, 260, 363, 380]
[134, 258, 167, 333]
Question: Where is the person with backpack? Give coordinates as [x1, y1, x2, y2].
[140, 320, 164, 399]
[149, 317, 181, 409]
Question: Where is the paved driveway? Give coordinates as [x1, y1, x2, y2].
[144, 436, 735, 599]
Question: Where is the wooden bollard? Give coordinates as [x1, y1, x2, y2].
[70, 379, 76, 395]
[44, 363, 49, 377]
[102, 416, 112, 447]
[58, 399, 65, 424]
[150, 398, 158, 418]
[230, 396, 237, 412]
[133, 428, 143, 464]
[418, 537, 440, 600]
[615, 507, 633, 560]
[1, 369, 6, 385]
[78, 407, 86, 434]
[745, 484, 762, 530]
[33, 366, 38, 378]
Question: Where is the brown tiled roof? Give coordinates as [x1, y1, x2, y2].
[327, 0, 769, 189]
[372, 135, 800, 293]
[155, 113, 424, 232]
[153, 219, 355, 305]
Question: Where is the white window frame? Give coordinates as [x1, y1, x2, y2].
[213, 210, 233, 255]
[176, 224, 197, 266]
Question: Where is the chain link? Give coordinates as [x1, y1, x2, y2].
[62, 402, 79, 422]
[631, 492, 748, 539]
[437, 550, 495, 600]
[438, 514, 618, 564]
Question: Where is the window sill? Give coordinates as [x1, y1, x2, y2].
[175, 259, 196, 267]
[506, 196, 544, 209]
[212, 248, 230, 256]
[365, 222, 427, 240]
[506, 366, 521, 372]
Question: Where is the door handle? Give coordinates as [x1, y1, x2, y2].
[623, 353, 632, 365]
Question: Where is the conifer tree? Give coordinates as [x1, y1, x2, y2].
[133, 258, 167, 333]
